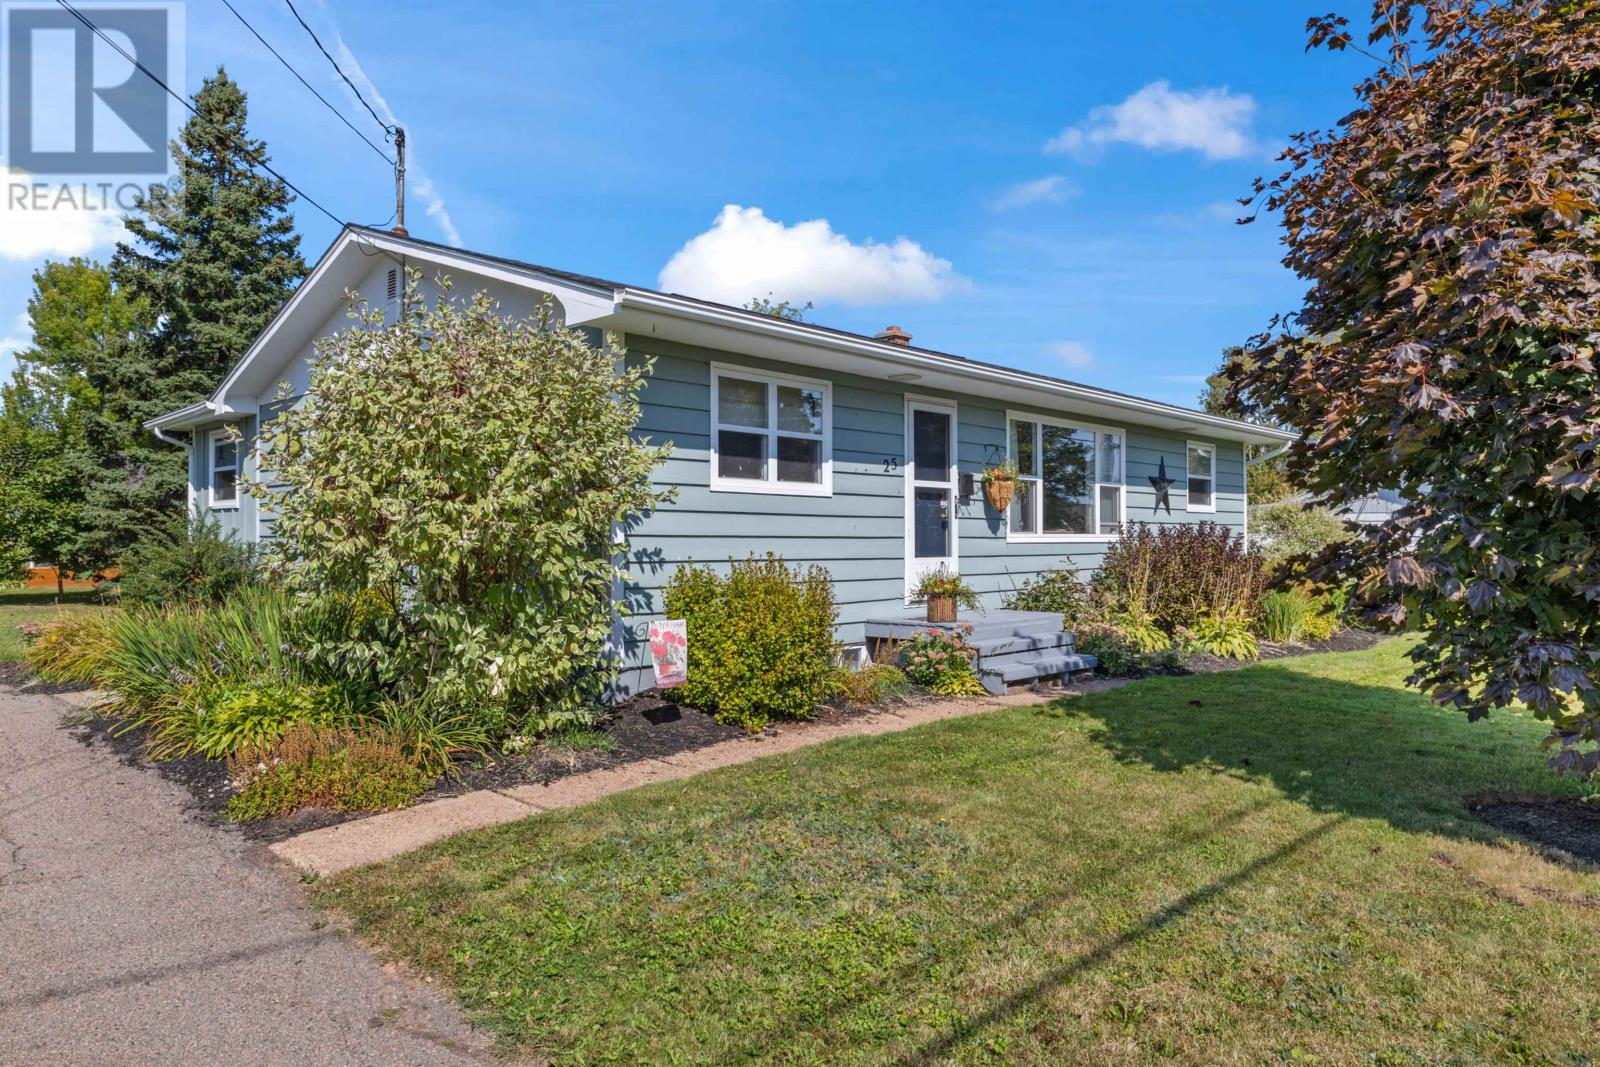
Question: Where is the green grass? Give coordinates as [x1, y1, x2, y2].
[0, 586, 110, 663]
[317, 640, 1600, 1065]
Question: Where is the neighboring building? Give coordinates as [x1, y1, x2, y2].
[1277, 489, 1406, 527]
[147, 226, 1294, 697]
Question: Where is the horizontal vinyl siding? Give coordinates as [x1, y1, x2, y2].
[623, 340, 908, 667]
[620, 337, 1248, 676]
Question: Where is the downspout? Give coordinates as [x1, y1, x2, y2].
[150, 424, 187, 447]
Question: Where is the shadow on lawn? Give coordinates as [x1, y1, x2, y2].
[0, 589, 103, 608]
[730, 798, 1284, 1062]
[1043, 658, 1589, 842]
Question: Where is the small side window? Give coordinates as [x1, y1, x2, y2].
[211, 433, 239, 508]
[1186, 442, 1215, 512]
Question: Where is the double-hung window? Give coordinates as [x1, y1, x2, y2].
[1186, 441, 1215, 512]
[1007, 415, 1124, 539]
[209, 431, 239, 509]
[710, 365, 831, 495]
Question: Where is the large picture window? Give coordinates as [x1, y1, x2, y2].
[1186, 441, 1215, 512]
[710, 365, 831, 495]
[209, 431, 239, 509]
[1007, 415, 1123, 539]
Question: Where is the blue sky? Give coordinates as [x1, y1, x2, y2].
[0, 1, 1374, 408]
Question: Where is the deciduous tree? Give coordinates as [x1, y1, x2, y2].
[1233, 2, 1600, 772]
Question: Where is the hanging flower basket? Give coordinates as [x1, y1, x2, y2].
[983, 476, 1015, 513]
[981, 462, 1019, 513]
[926, 593, 958, 623]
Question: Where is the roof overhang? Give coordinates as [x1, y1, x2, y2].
[147, 226, 1295, 449]
[610, 289, 1295, 446]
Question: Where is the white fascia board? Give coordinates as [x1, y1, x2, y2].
[344, 230, 620, 324]
[209, 228, 622, 414]
[614, 288, 1297, 446]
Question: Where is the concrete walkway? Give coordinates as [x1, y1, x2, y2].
[273, 687, 1081, 878]
[0, 684, 497, 1067]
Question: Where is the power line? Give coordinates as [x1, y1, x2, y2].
[219, 0, 394, 166]
[52, 0, 348, 230]
[281, 0, 394, 137]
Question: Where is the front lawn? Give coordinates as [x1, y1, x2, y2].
[0, 586, 109, 663]
[317, 640, 1600, 1065]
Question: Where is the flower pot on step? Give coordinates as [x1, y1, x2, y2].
[926, 593, 957, 623]
[983, 477, 1016, 512]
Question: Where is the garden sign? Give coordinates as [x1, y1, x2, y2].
[648, 620, 688, 688]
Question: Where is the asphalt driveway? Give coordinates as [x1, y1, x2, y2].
[0, 683, 495, 1067]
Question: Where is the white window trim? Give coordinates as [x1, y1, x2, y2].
[207, 429, 241, 510]
[1186, 440, 1217, 513]
[708, 362, 833, 497]
[903, 394, 960, 597]
[1005, 411, 1126, 543]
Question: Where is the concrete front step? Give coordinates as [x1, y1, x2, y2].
[977, 652, 1099, 695]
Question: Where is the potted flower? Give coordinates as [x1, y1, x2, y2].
[981, 461, 1019, 512]
[911, 566, 982, 623]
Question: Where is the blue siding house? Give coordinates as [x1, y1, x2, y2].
[149, 226, 1293, 697]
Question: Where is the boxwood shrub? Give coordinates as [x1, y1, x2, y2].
[663, 554, 837, 730]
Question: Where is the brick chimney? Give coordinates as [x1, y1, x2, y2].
[874, 325, 912, 347]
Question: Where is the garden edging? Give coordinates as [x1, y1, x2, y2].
[270, 687, 1071, 877]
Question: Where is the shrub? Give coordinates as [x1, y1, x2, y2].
[1107, 611, 1171, 653]
[1258, 589, 1312, 643]
[1076, 623, 1142, 677]
[929, 664, 984, 697]
[834, 664, 912, 706]
[1187, 612, 1259, 660]
[900, 627, 978, 689]
[1299, 589, 1348, 643]
[116, 512, 260, 608]
[1093, 522, 1265, 633]
[663, 555, 837, 730]
[1250, 503, 1350, 568]
[253, 278, 672, 733]
[1003, 569, 1089, 622]
[191, 680, 345, 760]
[224, 724, 432, 822]
[22, 612, 116, 683]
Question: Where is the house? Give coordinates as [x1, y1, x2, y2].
[147, 225, 1295, 697]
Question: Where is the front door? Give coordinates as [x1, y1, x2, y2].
[905, 398, 958, 597]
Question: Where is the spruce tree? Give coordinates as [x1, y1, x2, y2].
[83, 67, 306, 562]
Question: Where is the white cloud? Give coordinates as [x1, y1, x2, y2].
[989, 176, 1075, 212]
[306, 0, 462, 246]
[1049, 341, 1095, 369]
[0, 311, 29, 355]
[0, 167, 128, 260]
[1046, 81, 1258, 162]
[659, 205, 965, 307]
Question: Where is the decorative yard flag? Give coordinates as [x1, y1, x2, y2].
[648, 620, 688, 688]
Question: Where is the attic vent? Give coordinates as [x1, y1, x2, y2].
[386, 269, 398, 302]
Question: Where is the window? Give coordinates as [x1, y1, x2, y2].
[710, 365, 830, 495]
[1186, 441, 1215, 512]
[209, 431, 239, 508]
[1007, 415, 1123, 539]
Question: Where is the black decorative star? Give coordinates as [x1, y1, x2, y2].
[1148, 456, 1176, 515]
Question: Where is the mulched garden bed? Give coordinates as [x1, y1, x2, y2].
[1467, 793, 1600, 868]
[20, 627, 1391, 845]
[1122, 627, 1388, 678]
[57, 686, 905, 843]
